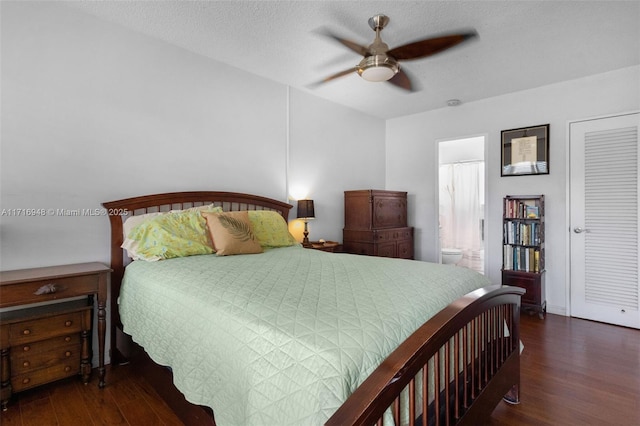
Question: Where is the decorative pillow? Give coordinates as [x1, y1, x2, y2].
[121, 205, 222, 260]
[202, 211, 263, 256]
[248, 210, 297, 247]
[123, 209, 216, 261]
[122, 204, 222, 238]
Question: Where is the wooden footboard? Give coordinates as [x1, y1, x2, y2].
[325, 285, 525, 426]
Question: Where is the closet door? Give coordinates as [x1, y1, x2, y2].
[569, 112, 639, 328]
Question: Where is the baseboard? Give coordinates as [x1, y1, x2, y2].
[546, 304, 567, 316]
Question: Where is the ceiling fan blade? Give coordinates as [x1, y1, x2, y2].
[387, 68, 414, 92]
[322, 67, 358, 83]
[309, 67, 358, 88]
[388, 31, 477, 61]
[317, 28, 370, 56]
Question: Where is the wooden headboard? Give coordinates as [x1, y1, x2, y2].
[102, 191, 293, 363]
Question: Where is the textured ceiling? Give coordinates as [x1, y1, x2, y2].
[69, 0, 640, 119]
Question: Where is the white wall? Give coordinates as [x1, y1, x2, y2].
[0, 2, 385, 271]
[3, 2, 638, 357]
[288, 89, 385, 243]
[386, 65, 640, 315]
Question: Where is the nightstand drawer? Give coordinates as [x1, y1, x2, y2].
[12, 334, 80, 356]
[11, 340, 80, 374]
[0, 274, 100, 307]
[9, 312, 84, 345]
[11, 359, 81, 392]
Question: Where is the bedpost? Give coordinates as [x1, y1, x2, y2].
[103, 203, 128, 365]
[503, 292, 522, 405]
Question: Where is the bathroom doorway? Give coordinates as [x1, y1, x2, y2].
[438, 136, 486, 274]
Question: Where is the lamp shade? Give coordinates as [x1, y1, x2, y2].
[297, 199, 315, 219]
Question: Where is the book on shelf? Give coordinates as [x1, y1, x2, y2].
[505, 198, 542, 219]
[526, 205, 539, 219]
[503, 245, 541, 273]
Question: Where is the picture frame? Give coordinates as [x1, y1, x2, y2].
[501, 124, 549, 176]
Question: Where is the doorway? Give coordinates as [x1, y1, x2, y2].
[438, 136, 486, 274]
[569, 112, 639, 328]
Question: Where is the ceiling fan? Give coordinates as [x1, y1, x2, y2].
[317, 14, 477, 91]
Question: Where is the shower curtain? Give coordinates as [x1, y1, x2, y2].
[439, 161, 484, 272]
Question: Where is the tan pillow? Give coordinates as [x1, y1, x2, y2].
[202, 211, 263, 256]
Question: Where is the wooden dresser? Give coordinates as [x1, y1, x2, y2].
[343, 190, 414, 259]
[0, 262, 110, 409]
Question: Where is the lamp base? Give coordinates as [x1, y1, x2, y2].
[302, 222, 312, 247]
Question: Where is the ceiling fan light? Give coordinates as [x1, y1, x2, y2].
[361, 66, 396, 82]
[358, 55, 399, 82]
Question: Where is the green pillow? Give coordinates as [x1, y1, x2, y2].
[126, 209, 216, 261]
[247, 210, 297, 247]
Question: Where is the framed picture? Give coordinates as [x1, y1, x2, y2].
[501, 124, 549, 176]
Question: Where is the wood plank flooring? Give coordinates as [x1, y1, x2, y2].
[0, 362, 183, 426]
[489, 313, 640, 425]
[2, 313, 638, 425]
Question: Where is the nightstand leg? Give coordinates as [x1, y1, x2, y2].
[97, 272, 107, 388]
[97, 299, 106, 388]
[80, 329, 91, 384]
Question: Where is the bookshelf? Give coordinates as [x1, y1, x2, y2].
[502, 195, 546, 318]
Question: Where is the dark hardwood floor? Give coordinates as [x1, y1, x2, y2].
[2, 313, 638, 425]
[489, 313, 640, 425]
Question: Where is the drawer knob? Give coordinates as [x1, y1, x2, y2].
[64, 320, 72, 327]
[22, 378, 30, 385]
[64, 366, 71, 373]
[64, 336, 71, 342]
[22, 361, 30, 368]
[22, 345, 30, 352]
[65, 351, 72, 357]
[22, 329, 31, 335]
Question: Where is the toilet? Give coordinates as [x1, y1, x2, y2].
[441, 248, 463, 265]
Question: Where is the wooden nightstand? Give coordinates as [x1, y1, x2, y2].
[307, 241, 343, 253]
[0, 262, 110, 409]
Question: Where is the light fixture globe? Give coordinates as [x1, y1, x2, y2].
[357, 55, 399, 82]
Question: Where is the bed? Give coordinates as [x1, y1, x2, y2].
[103, 191, 524, 426]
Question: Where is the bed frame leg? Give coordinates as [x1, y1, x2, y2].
[502, 384, 520, 405]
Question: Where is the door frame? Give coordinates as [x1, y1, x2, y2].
[566, 110, 640, 318]
[435, 133, 489, 274]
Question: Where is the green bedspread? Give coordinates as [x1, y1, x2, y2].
[119, 245, 490, 425]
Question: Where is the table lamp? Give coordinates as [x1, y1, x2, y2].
[296, 199, 315, 247]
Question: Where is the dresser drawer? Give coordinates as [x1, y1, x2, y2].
[343, 241, 376, 256]
[8, 311, 84, 345]
[397, 240, 413, 259]
[11, 340, 80, 374]
[0, 274, 100, 307]
[11, 358, 81, 392]
[344, 227, 413, 243]
[376, 242, 397, 258]
[375, 228, 413, 242]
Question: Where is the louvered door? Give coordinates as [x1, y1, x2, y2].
[570, 112, 639, 328]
